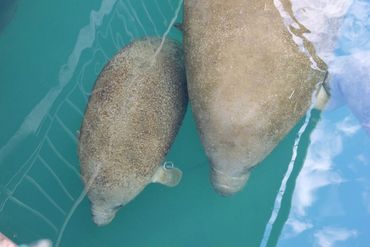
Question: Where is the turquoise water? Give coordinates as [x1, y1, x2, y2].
[1, 1, 370, 246]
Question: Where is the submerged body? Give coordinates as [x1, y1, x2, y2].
[79, 38, 187, 225]
[0, 0, 17, 33]
[183, 0, 327, 195]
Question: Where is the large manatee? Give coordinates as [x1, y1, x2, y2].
[183, 0, 328, 196]
[78, 38, 187, 225]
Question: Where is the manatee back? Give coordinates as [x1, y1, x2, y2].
[184, 0, 327, 189]
[78, 38, 187, 204]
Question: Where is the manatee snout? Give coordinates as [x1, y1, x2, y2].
[91, 204, 117, 226]
[210, 167, 250, 196]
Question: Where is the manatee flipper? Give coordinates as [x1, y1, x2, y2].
[314, 84, 330, 110]
[314, 72, 330, 110]
[174, 23, 183, 32]
[151, 164, 182, 187]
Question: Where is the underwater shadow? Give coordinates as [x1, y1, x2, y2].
[0, 0, 18, 34]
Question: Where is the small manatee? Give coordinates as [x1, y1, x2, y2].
[183, 0, 328, 196]
[78, 38, 187, 225]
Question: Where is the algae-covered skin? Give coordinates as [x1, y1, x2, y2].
[78, 38, 187, 225]
[183, 0, 327, 196]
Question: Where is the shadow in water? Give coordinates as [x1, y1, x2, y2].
[261, 109, 322, 247]
[0, 0, 18, 33]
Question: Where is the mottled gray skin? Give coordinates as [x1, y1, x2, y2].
[78, 38, 187, 225]
[184, 0, 327, 196]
